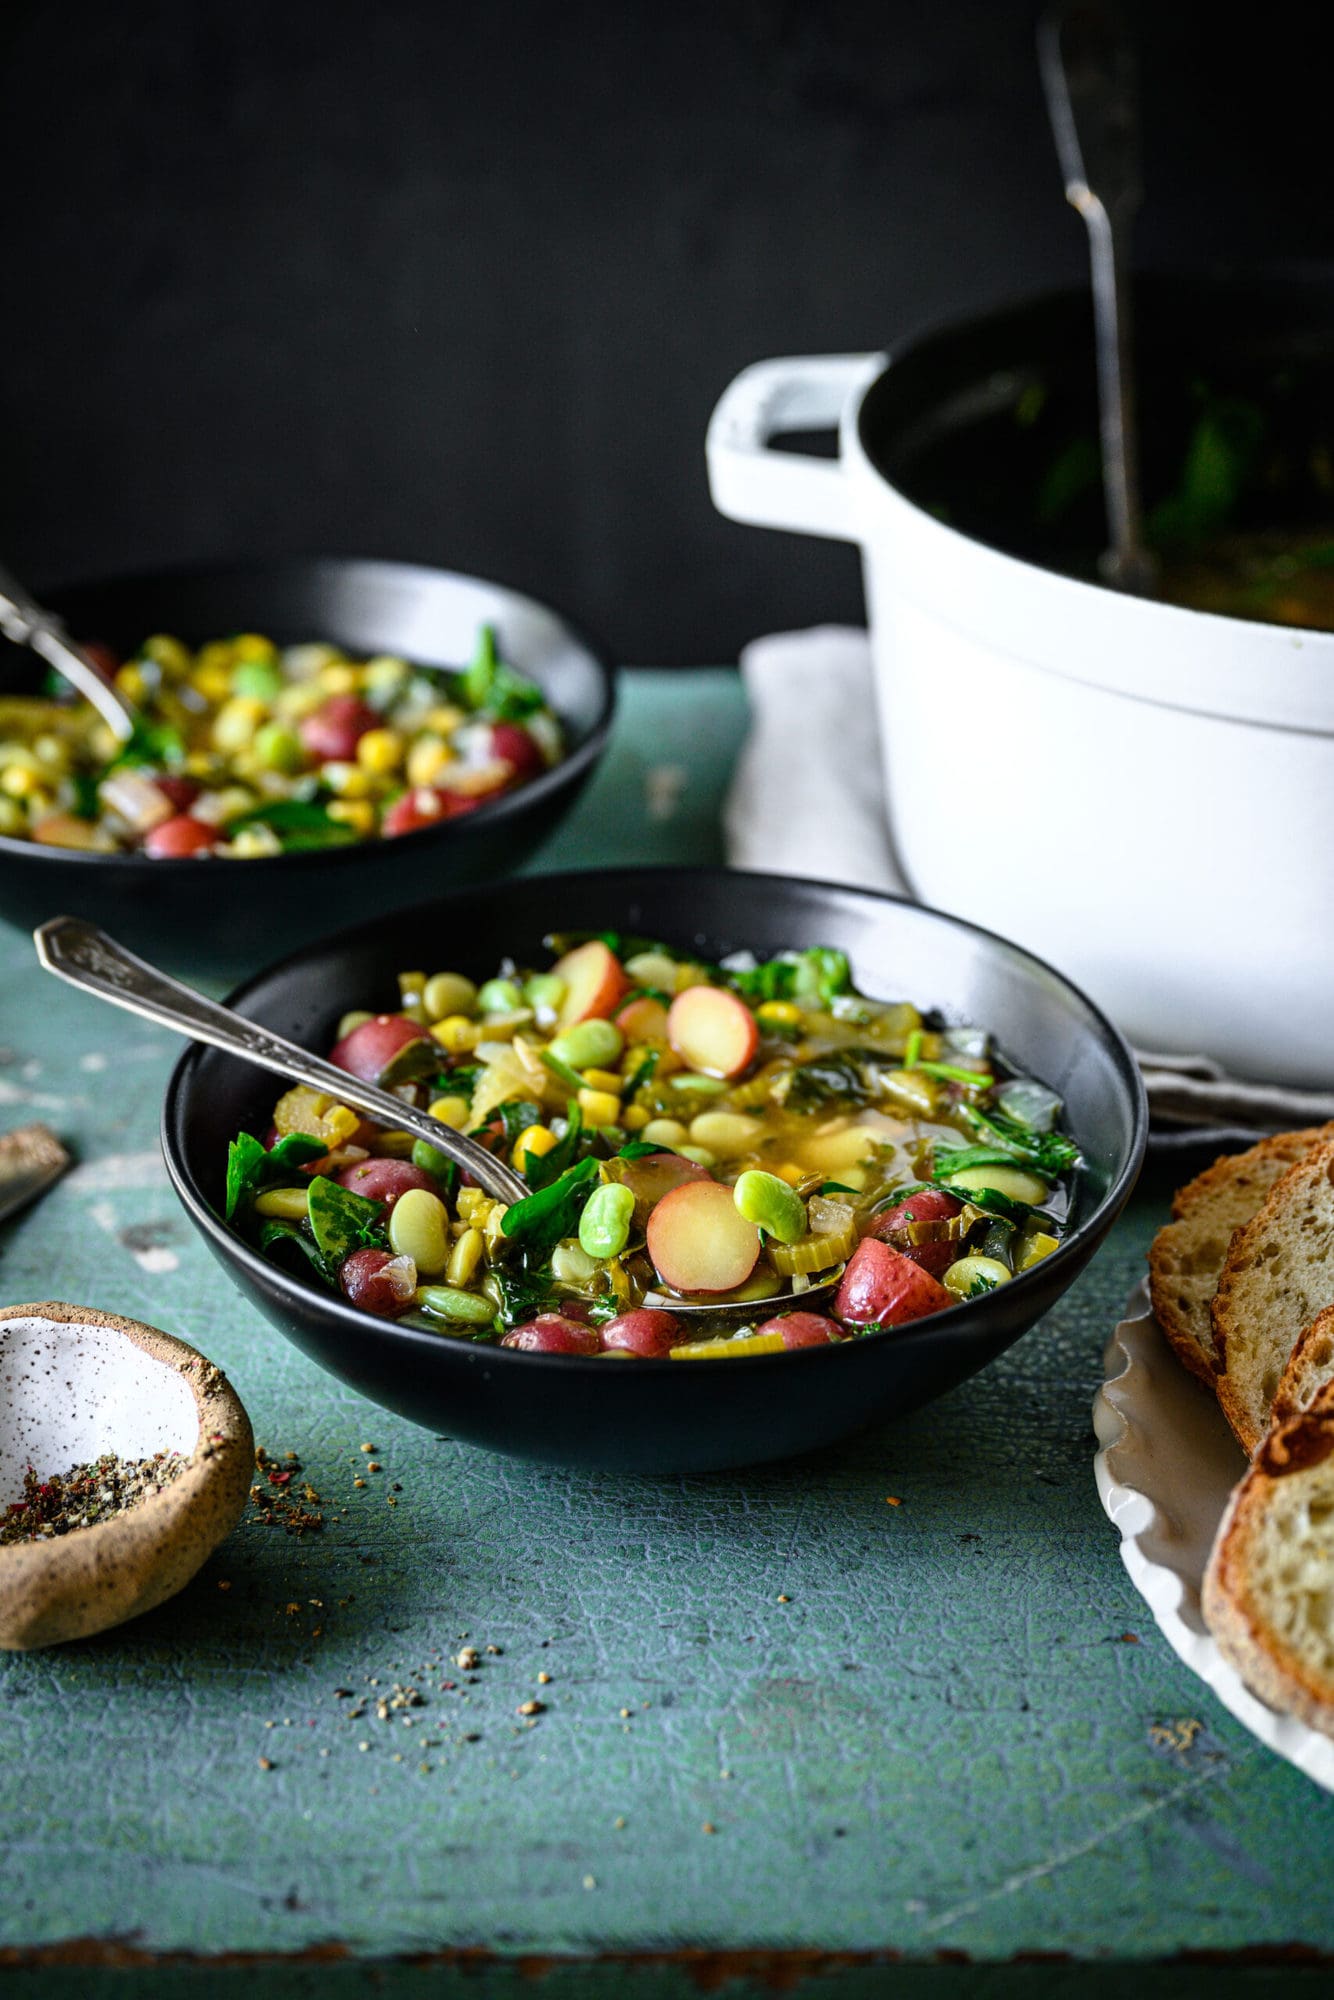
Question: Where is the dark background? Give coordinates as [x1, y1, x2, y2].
[2, 0, 1330, 662]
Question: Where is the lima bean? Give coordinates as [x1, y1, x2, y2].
[578, 1181, 636, 1260]
[548, 1018, 623, 1069]
[732, 1169, 807, 1244]
[387, 1187, 451, 1276]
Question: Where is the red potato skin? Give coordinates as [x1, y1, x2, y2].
[142, 814, 218, 858]
[501, 1315, 602, 1356]
[336, 1159, 438, 1207]
[339, 1247, 415, 1317]
[666, 985, 759, 1080]
[614, 994, 672, 1044]
[552, 941, 632, 1030]
[299, 694, 380, 763]
[79, 640, 120, 684]
[834, 1236, 954, 1329]
[152, 775, 201, 813]
[645, 1179, 761, 1295]
[382, 786, 486, 837]
[600, 1308, 685, 1357]
[329, 1013, 428, 1081]
[489, 722, 545, 780]
[755, 1311, 843, 1349]
[870, 1189, 964, 1279]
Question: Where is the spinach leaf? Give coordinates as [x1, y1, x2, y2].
[224, 798, 358, 852]
[225, 1131, 328, 1220]
[521, 1103, 585, 1191]
[1149, 396, 1266, 547]
[104, 716, 186, 774]
[785, 1049, 875, 1112]
[499, 1156, 600, 1262]
[616, 1140, 671, 1161]
[479, 1097, 546, 1146]
[728, 947, 852, 1008]
[490, 1261, 561, 1331]
[259, 1217, 337, 1288]
[458, 623, 545, 721]
[622, 1047, 660, 1098]
[959, 1104, 1080, 1178]
[306, 1175, 387, 1265]
[933, 1181, 1033, 1226]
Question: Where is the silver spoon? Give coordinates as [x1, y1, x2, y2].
[33, 918, 846, 1321]
[1039, 3, 1156, 594]
[33, 917, 530, 1205]
[0, 563, 138, 742]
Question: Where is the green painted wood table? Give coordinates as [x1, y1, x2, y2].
[1, 671, 1331, 1999]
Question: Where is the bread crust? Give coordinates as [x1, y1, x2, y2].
[1148, 1127, 1334, 1391]
[1212, 1141, 1334, 1456]
[1202, 1382, 1334, 1737]
[1273, 1302, 1334, 1428]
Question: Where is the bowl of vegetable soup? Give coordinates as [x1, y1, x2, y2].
[162, 867, 1146, 1472]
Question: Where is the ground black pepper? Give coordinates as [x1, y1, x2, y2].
[0, 1451, 185, 1544]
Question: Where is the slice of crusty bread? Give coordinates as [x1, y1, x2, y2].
[1202, 1379, 1334, 1737]
[1147, 1126, 1334, 1389]
[1274, 1304, 1334, 1428]
[1213, 1141, 1334, 1455]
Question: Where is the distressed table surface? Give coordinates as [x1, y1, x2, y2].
[0, 671, 1331, 1998]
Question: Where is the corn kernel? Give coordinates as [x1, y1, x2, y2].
[227, 824, 283, 857]
[198, 639, 237, 674]
[756, 1000, 802, 1028]
[184, 751, 222, 780]
[212, 695, 268, 754]
[114, 663, 148, 706]
[405, 734, 453, 788]
[189, 661, 232, 704]
[511, 1124, 558, 1168]
[356, 727, 406, 775]
[233, 632, 277, 664]
[578, 1088, 622, 1128]
[427, 1095, 470, 1129]
[322, 761, 373, 798]
[422, 703, 466, 734]
[776, 1162, 805, 1186]
[143, 633, 192, 677]
[620, 1104, 650, 1132]
[0, 765, 39, 799]
[318, 662, 358, 696]
[581, 1068, 623, 1095]
[326, 799, 375, 836]
[431, 1015, 480, 1053]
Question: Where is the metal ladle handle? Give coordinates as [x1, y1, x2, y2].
[33, 917, 530, 1206]
[1039, 2, 1155, 595]
[0, 563, 137, 742]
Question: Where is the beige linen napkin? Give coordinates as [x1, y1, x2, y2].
[725, 627, 1334, 1137]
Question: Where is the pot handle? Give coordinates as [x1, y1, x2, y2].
[706, 353, 884, 542]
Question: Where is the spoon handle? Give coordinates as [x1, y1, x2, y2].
[1039, 3, 1154, 593]
[0, 563, 137, 741]
[33, 917, 530, 1206]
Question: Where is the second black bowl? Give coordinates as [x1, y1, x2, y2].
[162, 867, 1146, 1474]
[0, 557, 614, 971]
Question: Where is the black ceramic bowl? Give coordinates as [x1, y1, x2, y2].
[0, 558, 614, 971]
[162, 867, 1147, 1474]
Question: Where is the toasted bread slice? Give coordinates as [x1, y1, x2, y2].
[1212, 1141, 1334, 1454]
[1147, 1127, 1334, 1388]
[1202, 1379, 1334, 1737]
[1274, 1304, 1334, 1428]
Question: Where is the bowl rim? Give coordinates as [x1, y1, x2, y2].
[160, 864, 1149, 1375]
[0, 554, 618, 872]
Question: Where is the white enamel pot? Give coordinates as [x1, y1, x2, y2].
[707, 286, 1334, 1089]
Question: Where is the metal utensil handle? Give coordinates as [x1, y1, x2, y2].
[0, 561, 137, 741]
[33, 917, 529, 1205]
[1038, 3, 1153, 592]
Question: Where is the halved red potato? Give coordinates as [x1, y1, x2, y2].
[329, 1013, 429, 1081]
[614, 993, 672, 1043]
[870, 1188, 964, 1277]
[834, 1237, 954, 1328]
[336, 1159, 439, 1208]
[552, 941, 631, 1030]
[666, 985, 759, 1079]
[646, 1180, 761, 1294]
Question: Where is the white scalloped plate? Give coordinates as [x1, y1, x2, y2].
[1093, 1280, 1334, 1791]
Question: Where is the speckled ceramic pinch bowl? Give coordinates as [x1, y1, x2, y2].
[0, 1301, 253, 1649]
